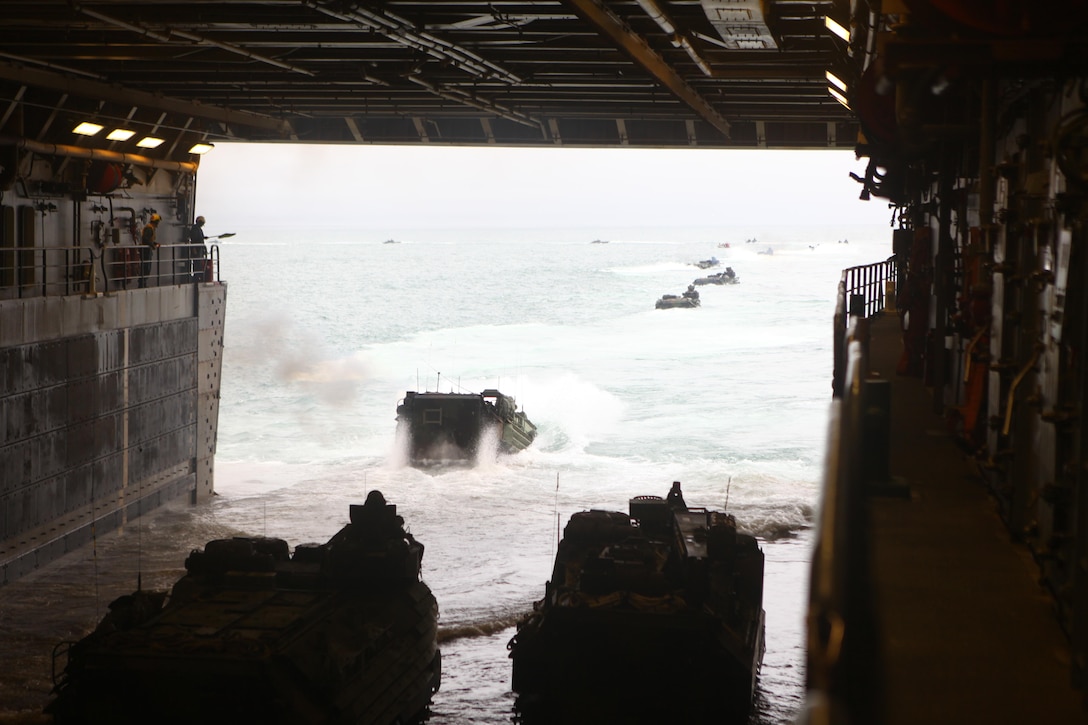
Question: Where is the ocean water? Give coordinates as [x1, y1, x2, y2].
[0, 225, 890, 723]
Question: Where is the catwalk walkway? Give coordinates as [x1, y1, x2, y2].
[864, 312, 1083, 724]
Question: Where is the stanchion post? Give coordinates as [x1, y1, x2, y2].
[861, 378, 891, 486]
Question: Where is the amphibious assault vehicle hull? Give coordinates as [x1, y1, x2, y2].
[509, 485, 765, 724]
[656, 294, 700, 308]
[694, 271, 738, 285]
[48, 497, 441, 725]
[396, 388, 536, 465]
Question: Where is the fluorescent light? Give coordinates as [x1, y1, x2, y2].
[188, 143, 214, 155]
[828, 86, 851, 110]
[826, 70, 848, 93]
[825, 16, 851, 43]
[136, 136, 165, 148]
[73, 122, 104, 136]
[106, 128, 136, 141]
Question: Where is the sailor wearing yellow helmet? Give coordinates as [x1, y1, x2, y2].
[138, 213, 161, 288]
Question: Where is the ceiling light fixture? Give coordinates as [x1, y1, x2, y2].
[826, 71, 848, 94]
[73, 122, 104, 136]
[828, 87, 851, 110]
[825, 16, 851, 43]
[106, 128, 136, 141]
[188, 142, 214, 155]
[136, 136, 165, 148]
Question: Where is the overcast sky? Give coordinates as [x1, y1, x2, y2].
[193, 144, 891, 232]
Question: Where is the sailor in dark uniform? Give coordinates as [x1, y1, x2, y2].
[138, 213, 161, 287]
[186, 215, 208, 281]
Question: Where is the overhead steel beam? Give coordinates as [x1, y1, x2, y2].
[0, 85, 24, 133]
[561, 0, 731, 139]
[0, 62, 293, 136]
[344, 117, 364, 142]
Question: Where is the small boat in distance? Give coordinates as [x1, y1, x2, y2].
[396, 388, 537, 465]
[693, 256, 720, 269]
[508, 482, 766, 724]
[48, 495, 441, 725]
[383, 238, 399, 244]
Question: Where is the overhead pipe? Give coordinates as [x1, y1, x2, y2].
[635, 0, 677, 34]
[634, 0, 714, 77]
[693, 31, 731, 50]
[306, 1, 521, 84]
[0, 136, 198, 173]
[167, 28, 316, 77]
[406, 76, 543, 132]
[674, 35, 714, 77]
[0, 51, 106, 80]
[73, 4, 315, 77]
[353, 5, 520, 84]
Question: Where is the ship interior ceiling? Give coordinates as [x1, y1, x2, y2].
[6, 0, 1088, 720]
[0, 0, 860, 151]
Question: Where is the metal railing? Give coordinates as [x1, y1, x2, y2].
[833, 258, 897, 398]
[805, 257, 903, 723]
[839, 257, 897, 320]
[0, 243, 219, 298]
[803, 313, 884, 725]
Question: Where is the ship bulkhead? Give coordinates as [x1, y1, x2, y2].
[0, 140, 225, 586]
[805, 4, 1088, 721]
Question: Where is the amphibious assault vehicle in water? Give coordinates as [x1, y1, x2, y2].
[508, 483, 765, 724]
[655, 293, 701, 308]
[48, 494, 441, 725]
[396, 388, 537, 465]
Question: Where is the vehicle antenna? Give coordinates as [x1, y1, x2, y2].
[91, 474, 100, 620]
[437, 371, 441, 392]
[724, 475, 732, 512]
[137, 499, 142, 592]
[552, 472, 561, 556]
